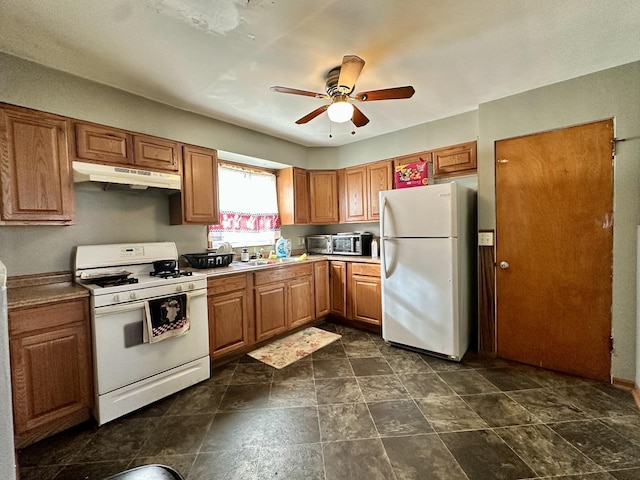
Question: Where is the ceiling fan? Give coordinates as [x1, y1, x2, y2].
[271, 55, 415, 127]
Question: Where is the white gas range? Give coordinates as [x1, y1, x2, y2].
[74, 242, 210, 425]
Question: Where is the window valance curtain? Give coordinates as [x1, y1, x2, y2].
[209, 164, 280, 246]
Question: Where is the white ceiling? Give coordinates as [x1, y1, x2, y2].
[1, 0, 640, 148]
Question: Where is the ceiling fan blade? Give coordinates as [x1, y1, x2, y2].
[337, 55, 365, 92]
[351, 105, 370, 127]
[295, 105, 329, 124]
[353, 86, 415, 102]
[271, 86, 329, 99]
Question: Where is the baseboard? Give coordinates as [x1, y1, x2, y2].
[612, 377, 635, 390]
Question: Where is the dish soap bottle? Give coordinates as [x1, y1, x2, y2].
[275, 237, 288, 258]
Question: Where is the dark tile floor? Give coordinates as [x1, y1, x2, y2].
[18, 322, 640, 480]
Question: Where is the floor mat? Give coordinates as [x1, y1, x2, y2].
[248, 326, 341, 369]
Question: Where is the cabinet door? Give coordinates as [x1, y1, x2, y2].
[208, 290, 250, 358]
[314, 261, 330, 318]
[350, 273, 382, 325]
[277, 167, 309, 225]
[133, 134, 181, 172]
[309, 170, 339, 224]
[329, 261, 347, 317]
[341, 167, 367, 223]
[432, 141, 477, 177]
[288, 276, 314, 329]
[10, 322, 92, 447]
[75, 122, 133, 165]
[171, 145, 219, 225]
[0, 105, 75, 224]
[367, 160, 392, 220]
[255, 282, 288, 342]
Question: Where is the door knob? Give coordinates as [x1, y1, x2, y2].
[499, 261, 510, 269]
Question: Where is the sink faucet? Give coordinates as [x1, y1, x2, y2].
[257, 248, 264, 259]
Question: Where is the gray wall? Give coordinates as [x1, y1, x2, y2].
[1, 52, 639, 382]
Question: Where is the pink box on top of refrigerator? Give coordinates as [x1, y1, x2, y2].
[394, 159, 433, 188]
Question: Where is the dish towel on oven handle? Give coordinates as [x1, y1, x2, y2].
[143, 293, 190, 343]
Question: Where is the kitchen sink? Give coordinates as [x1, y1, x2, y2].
[231, 257, 302, 268]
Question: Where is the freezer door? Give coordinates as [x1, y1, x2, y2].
[381, 237, 465, 359]
[380, 183, 457, 238]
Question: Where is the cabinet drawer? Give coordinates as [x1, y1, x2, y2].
[351, 263, 380, 277]
[254, 263, 313, 285]
[9, 299, 88, 337]
[208, 274, 247, 295]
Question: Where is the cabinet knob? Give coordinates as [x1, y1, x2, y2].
[176, 285, 183, 292]
[499, 261, 510, 269]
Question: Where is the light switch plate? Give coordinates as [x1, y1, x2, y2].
[297, 236, 306, 246]
[478, 231, 494, 246]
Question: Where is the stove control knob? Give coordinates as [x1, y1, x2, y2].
[176, 285, 183, 292]
[129, 292, 137, 300]
[113, 294, 120, 302]
[189, 283, 195, 290]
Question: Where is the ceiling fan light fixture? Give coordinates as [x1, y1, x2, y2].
[327, 96, 354, 123]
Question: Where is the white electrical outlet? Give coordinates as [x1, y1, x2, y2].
[298, 236, 305, 246]
[478, 232, 494, 246]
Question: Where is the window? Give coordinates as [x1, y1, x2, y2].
[208, 163, 280, 247]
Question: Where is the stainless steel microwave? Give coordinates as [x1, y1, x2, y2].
[331, 233, 373, 255]
[306, 235, 332, 254]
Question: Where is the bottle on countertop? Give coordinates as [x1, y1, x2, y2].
[241, 247, 249, 262]
[275, 237, 288, 258]
[371, 237, 378, 259]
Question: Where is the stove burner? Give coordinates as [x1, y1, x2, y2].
[94, 277, 140, 288]
[150, 269, 193, 279]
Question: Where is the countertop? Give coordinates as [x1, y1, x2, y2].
[185, 254, 381, 278]
[7, 272, 89, 310]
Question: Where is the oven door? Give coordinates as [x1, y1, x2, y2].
[92, 289, 208, 395]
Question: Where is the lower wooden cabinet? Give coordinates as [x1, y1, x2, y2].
[254, 263, 315, 342]
[329, 261, 382, 327]
[348, 263, 382, 326]
[329, 261, 348, 317]
[207, 273, 254, 358]
[9, 298, 92, 448]
[313, 261, 330, 318]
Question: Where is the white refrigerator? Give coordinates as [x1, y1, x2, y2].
[380, 182, 475, 361]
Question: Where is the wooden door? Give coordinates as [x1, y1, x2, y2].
[495, 120, 613, 381]
[0, 105, 75, 224]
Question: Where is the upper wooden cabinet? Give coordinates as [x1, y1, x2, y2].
[75, 122, 181, 173]
[340, 160, 392, 223]
[133, 134, 181, 172]
[309, 169, 339, 224]
[169, 145, 219, 225]
[432, 141, 477, 177]
[75, 122, 132, 165]
[0, 104, 75, 225]
[276, 167, 310, 225]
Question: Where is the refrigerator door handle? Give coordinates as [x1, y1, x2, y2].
[380, 196, 387, 238]
[381, 238, 389, 279]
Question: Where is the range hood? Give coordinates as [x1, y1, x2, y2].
[72, 161, 181, 190]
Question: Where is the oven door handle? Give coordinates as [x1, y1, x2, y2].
[95, 301, 146, 317]
[95, 289, 206, 317]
